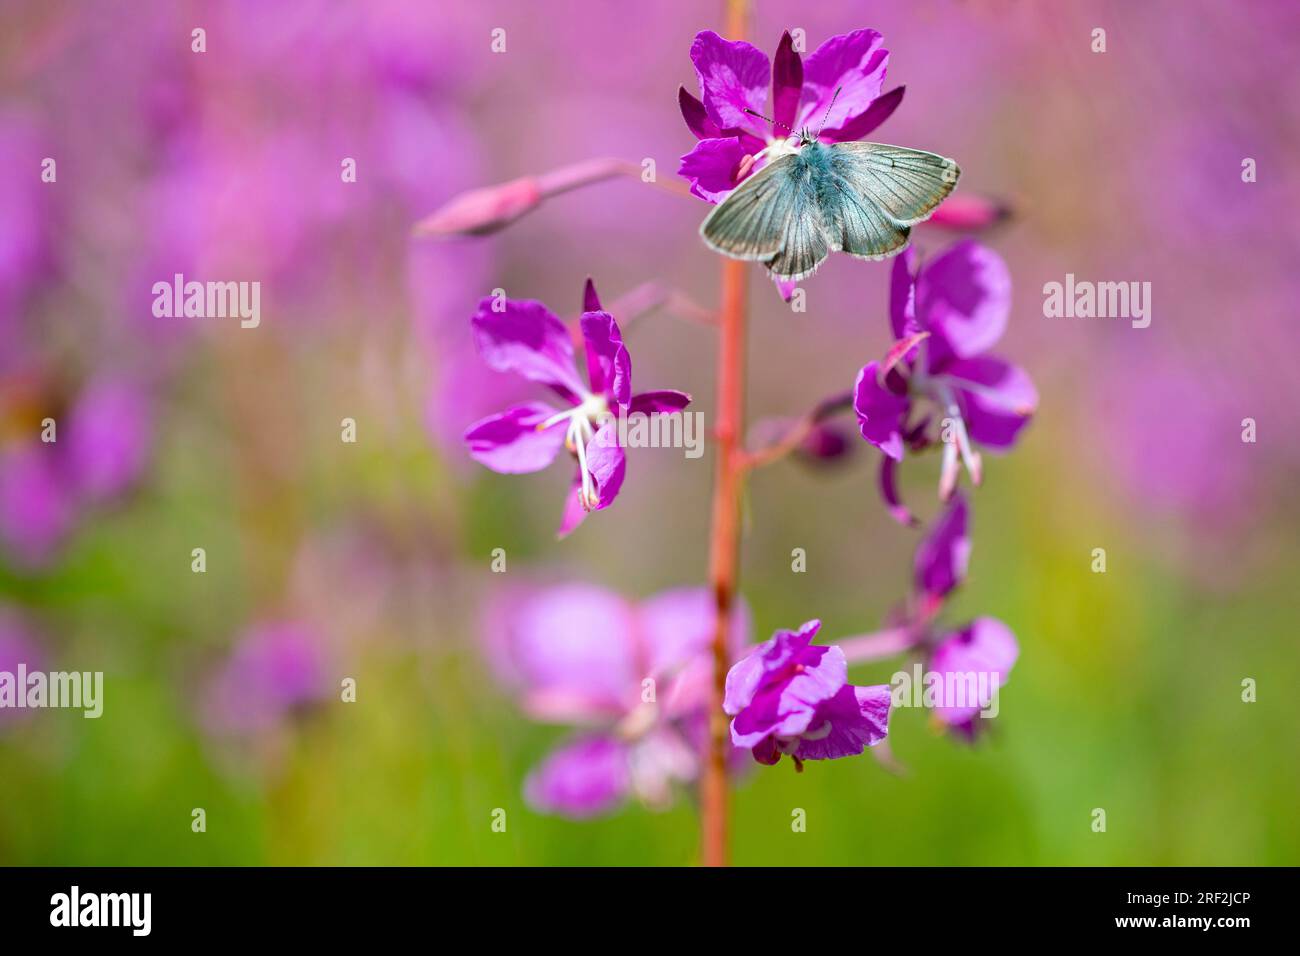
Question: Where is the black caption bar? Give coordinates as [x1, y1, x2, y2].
[0, 867, 1284, 941]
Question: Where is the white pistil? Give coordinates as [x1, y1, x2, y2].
[535, 393, 609, 511]
[571, 418, 598, 510]
[538, 407, 580, 432]
[936, 383, 982, 492]
[939, 437, 960, 502]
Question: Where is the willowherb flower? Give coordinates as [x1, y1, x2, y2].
[485, 583, 750, 818]
[853, 239, 1036, 520]
[885, 493, 1019, 741]
[0, 369, 153, 568]
[678, 29, 903, 205]
[913, 487, 972, 607]
[463, 279, 691, 537]
[927, 617, 1018, 740]
[201, 620, 329, 737]
[724, 619, 890, 770]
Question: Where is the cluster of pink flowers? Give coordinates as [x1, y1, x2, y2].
[443, 27, 1034, 815]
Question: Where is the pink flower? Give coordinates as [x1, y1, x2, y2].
[928, 618, 1019, 738]
[678, 29, 904, 204]
[463, 280, 690, 537]
[0, 373, 153, 569]
[487, 584, 749, 818]
[855, 240, 1036, 519]
[201, 621, 329, 737]
[724, 619, 890, 769]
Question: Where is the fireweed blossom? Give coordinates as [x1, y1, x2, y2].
[201, 620, 329, 738]
[678, 29, 906, 301]
[463, 280, 691, 536]
[724, 619, 891, 770]
[848, 493, 1018, 741]
[678, 29, 903, 205]
[853, 239, 1036, 521]
[486, 584, 750, 818]
[0, 371, 153, 568]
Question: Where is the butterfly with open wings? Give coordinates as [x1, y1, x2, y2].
[700, 95, 960, 281]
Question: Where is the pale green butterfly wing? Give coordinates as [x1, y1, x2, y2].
[700, 152, 829, 280]
[826, 182, 913, 260]
[764, 179, 830, 281]
[827, 142, 960, 260]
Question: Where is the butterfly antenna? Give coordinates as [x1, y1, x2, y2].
[743, 107, 794, 135]
[816, 86, 843, 137]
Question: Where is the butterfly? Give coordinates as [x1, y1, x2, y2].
[700, 123, 960, 282]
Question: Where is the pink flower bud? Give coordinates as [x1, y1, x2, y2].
[926, 193, 1009, 231]
[414, 176, 543, 237]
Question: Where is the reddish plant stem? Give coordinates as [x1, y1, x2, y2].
[700, 0, 750, 872]
[702, 256, 748, 867]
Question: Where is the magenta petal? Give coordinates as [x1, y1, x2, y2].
[723, 619, 824, 715]
[585, 421, 626, 509]
[637, 587, 741, 678]
[506, 584, 638, 712]
[726, 621, 848, 747]
[525, 735, 630, 819]
[914, 491, 971, 599]
[464, 402, 567, 473]
[471, 297, 584, 400]
[889, 245, 920, 340]
[771, 31, 804, 132]
[582, 277, 602, 313]
[946, 356, 1037, 449]
[929, 617, 1019, 726]
[731, 685, 810, 747]
[853, 362, 909, 460]
[556, 481, 588, 538]
[879, 455, 917, 527]
[822, 84, 904, 143]
[678, 86, 720, 140]
[792, 683, 892, 760]
[797, 30, 888, 131]
[579, 311, 631, 407]
[690, 30, 770, 135]
[917, 240, 1012, 365]
[678, 137, 750, 204]
[945, 356, 1039, 416]
[202, 621, 328, 736]
[0, 444, 76, 567]
[629, 389, 692, 415]
[65, 379, 152, 502]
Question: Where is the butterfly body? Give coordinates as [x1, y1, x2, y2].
[700, 138, 960, 281]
